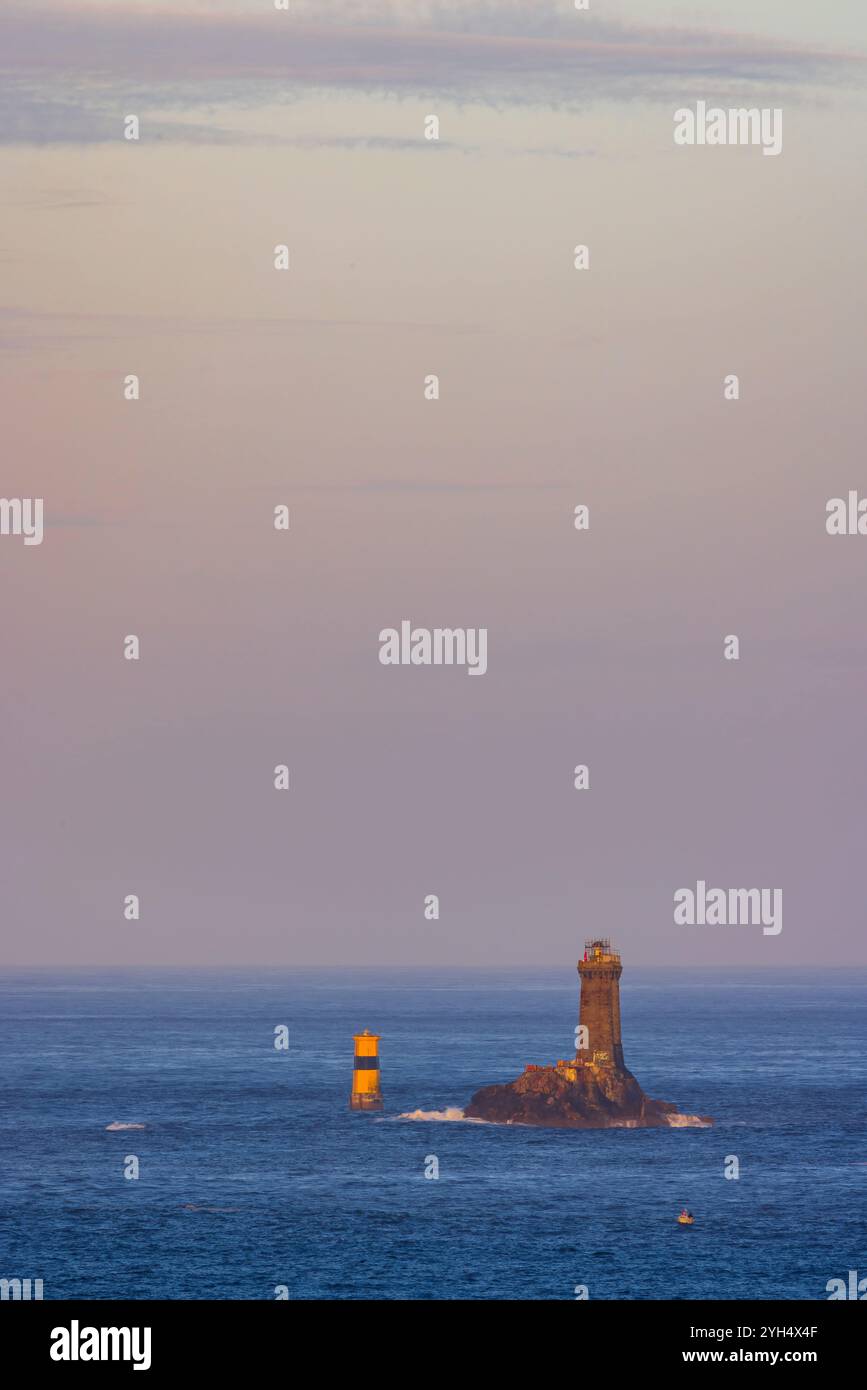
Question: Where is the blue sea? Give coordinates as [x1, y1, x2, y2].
[1, 968, 864, 1300]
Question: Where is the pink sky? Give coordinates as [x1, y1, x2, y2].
[2, 2, 866, 965]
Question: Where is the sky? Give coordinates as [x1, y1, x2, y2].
[1, 1, 866, 967]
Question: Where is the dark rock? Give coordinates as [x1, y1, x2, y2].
[465, 1060, 711, 1129]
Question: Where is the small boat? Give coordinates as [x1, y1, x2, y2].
[677, 1211, 695, 1226]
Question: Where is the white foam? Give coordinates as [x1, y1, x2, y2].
[395, 1107, 488, 1123]
[105, 1122, 147, 1131]
[665, 1114, 712, 1128]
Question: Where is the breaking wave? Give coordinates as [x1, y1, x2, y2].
[105, 1122, 147, 1131]
[393, 1109, 712, 1128]
[395, 1107, 488, 1123]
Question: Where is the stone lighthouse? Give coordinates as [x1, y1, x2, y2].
[465, 938, 713, 1127]
[576, 938, 624, 1070]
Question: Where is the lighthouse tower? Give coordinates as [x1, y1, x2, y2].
[576, 939, 624, 1069]
[349, 1030, 383, 1110]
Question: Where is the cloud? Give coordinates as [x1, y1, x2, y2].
[0, 186, 118, 209]
[0, 306, 488, 353]
[289, 479, 569, 493]
[45, 514, 120, 528]
[0, 3, 862, 144]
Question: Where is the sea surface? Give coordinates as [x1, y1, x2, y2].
[1, 967, 864, 1300]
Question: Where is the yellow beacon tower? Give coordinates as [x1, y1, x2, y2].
[350, 1031, 383, 1110]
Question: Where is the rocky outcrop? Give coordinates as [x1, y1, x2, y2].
[465, 1060, 712, 1129]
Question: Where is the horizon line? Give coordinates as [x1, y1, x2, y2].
[2, 961, 866, 972]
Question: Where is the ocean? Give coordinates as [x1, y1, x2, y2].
[1, 967, 864, 1300]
